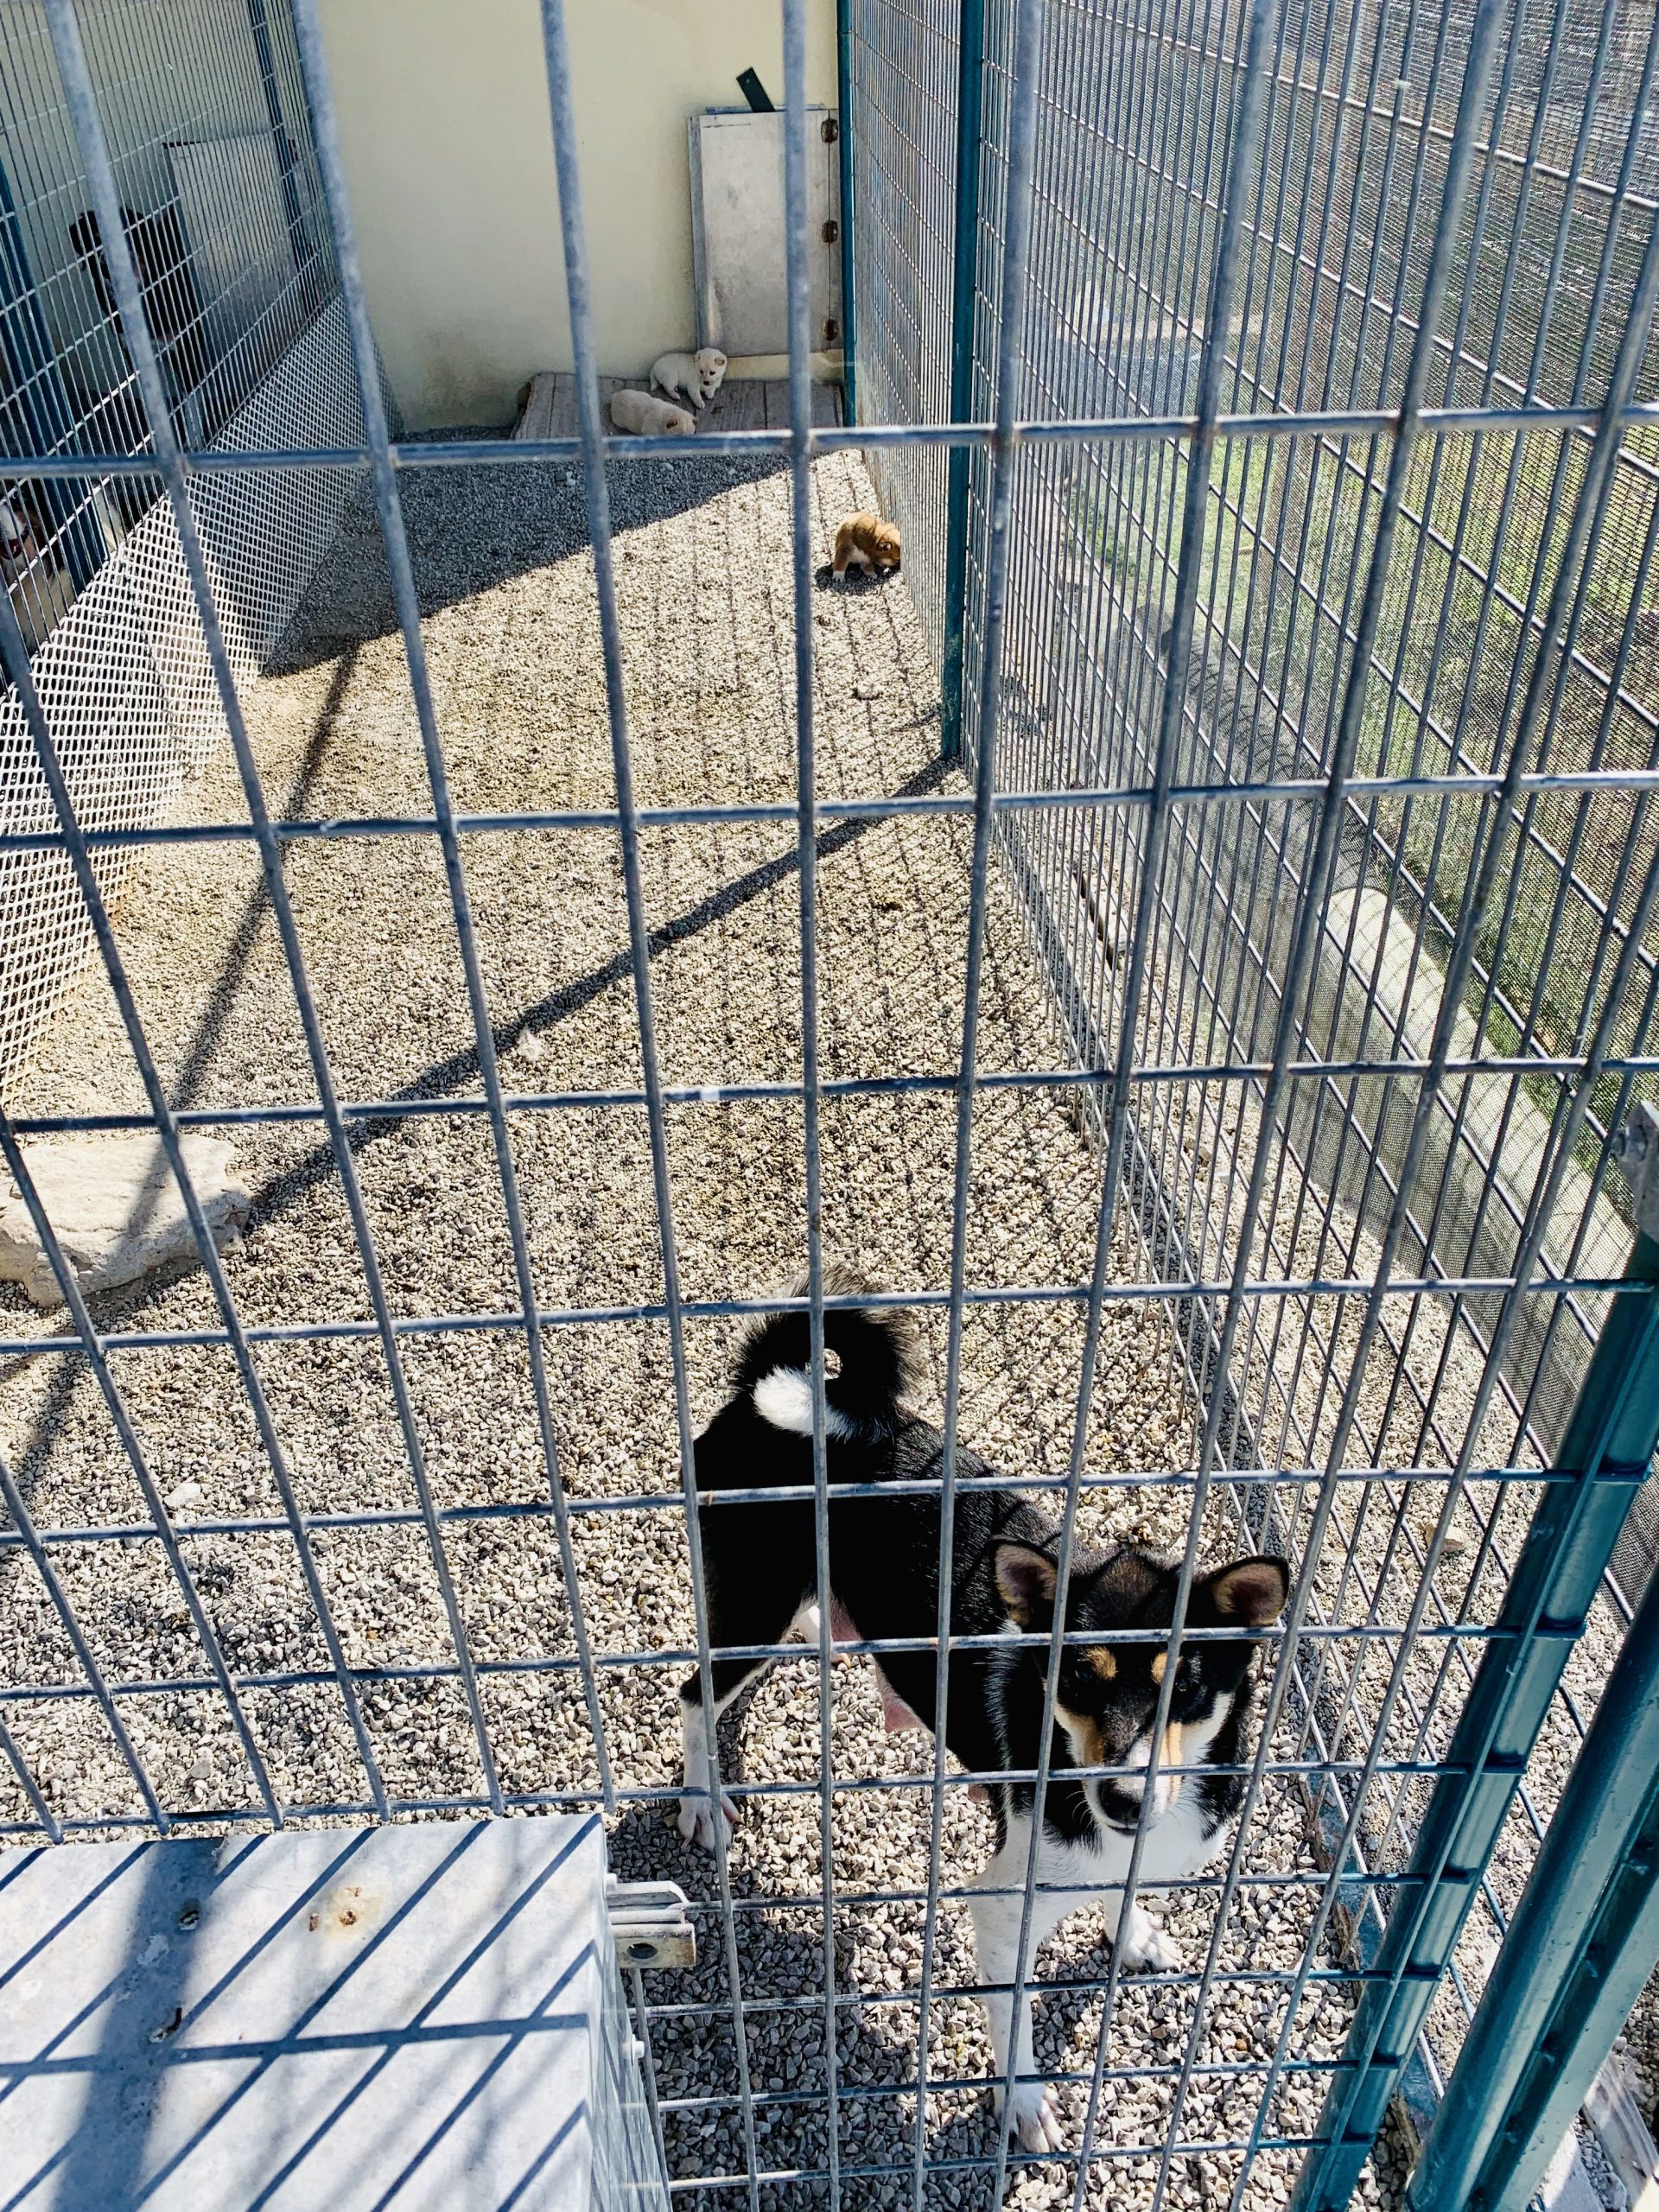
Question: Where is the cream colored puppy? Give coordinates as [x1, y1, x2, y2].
[650, 347, 728, 412]
[610, 388, 696, 437]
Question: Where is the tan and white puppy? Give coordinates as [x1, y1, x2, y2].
[609, 388, 696, 437]
[650, 347, 728, 412]
[832, 511, 902, 581]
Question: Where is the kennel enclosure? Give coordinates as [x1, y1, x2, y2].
[0, 0, 1656, 2208]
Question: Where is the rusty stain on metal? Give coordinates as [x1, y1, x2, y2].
[314, 1880, 378, 1938]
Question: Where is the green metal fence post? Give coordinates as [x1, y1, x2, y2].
[836, 0, 856, 423]
[940, 0, 985, 759]
[1402, 1110, 1659, 2212]
[1287, 1114, 1659, 2212]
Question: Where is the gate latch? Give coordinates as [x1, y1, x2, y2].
[607, 1875, 695, 1969]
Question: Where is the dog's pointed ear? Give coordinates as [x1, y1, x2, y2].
[1201, 1555, 1289, 1625]
[994, 1541, 1058, 1626]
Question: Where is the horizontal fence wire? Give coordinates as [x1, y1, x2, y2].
[0, 0, 1653, 2210]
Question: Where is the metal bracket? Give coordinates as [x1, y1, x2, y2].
[1615, 1103, 1659, 1243]
[607, 1876, 695, 1970]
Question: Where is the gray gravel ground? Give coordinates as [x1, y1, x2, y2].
[0, 430, 1630, 2209]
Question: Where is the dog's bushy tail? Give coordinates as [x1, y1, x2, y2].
[733, 1266, 922, 1442]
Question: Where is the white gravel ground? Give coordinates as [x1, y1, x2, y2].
[0, 429, 1631, 2210]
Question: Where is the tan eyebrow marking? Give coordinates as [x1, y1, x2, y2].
[1055, 1704, 1103, 1766]
[1161, 1723, 1185, 1789]
[1150, 1651, 1167, 1684]
[1084, 1647, 1116, 1681]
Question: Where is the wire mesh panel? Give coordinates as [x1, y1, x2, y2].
[846, 0, 958, 664]
[855, 0, 1659, 2192]
[0, 0, 363, 1078]
[0, 1, 1656, 2211]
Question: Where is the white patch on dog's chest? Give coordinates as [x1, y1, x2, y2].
[752, 1367, 858, 1440]
[1137, 1781, 1229, 1883]
[1049, 1790, 1224, 1896]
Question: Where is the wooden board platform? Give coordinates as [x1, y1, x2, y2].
[512, 373, 842, 440]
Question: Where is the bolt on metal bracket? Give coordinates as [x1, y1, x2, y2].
[607, 1875, 695, 1970]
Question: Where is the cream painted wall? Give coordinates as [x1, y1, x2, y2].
[315, 0, 836, 429]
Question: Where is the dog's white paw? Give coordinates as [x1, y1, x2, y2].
[676, 1789, 737, 1851]
[1001, 2078, 1065, 2154]
[1118, 1909, 1182, 1972]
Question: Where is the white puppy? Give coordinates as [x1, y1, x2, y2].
[650, 347, 728, 412]
[609, 388, 696, 437]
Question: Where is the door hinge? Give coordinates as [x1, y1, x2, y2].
[607, 1876, 695, 1970]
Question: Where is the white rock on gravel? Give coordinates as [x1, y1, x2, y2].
[0, 1133, 249, 1306]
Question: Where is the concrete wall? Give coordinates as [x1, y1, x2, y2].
[315, 0, 838, 430]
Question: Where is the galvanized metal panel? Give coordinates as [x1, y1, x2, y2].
[167, 131, 292, 372]
[689, 109, 842, 354]
[0, 1815, 662, 2212]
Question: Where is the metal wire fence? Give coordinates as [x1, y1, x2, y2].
[0, 0, 1656, 2209]
[863, 0, 1659, 2154]
[0, 0, 360, 1077]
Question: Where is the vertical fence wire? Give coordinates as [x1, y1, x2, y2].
[1037, 3, 1290, 2200]
[42, 0, 500, 1827]
[914, 0, 1048, 2187]
[853, 0, 958, 662]
[532, 0, 770, 2183]
[285, 0, 643, 1826]
[783, 0, 847, 2192]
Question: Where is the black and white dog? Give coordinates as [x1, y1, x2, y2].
[678, 1274, 1289, 2152]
